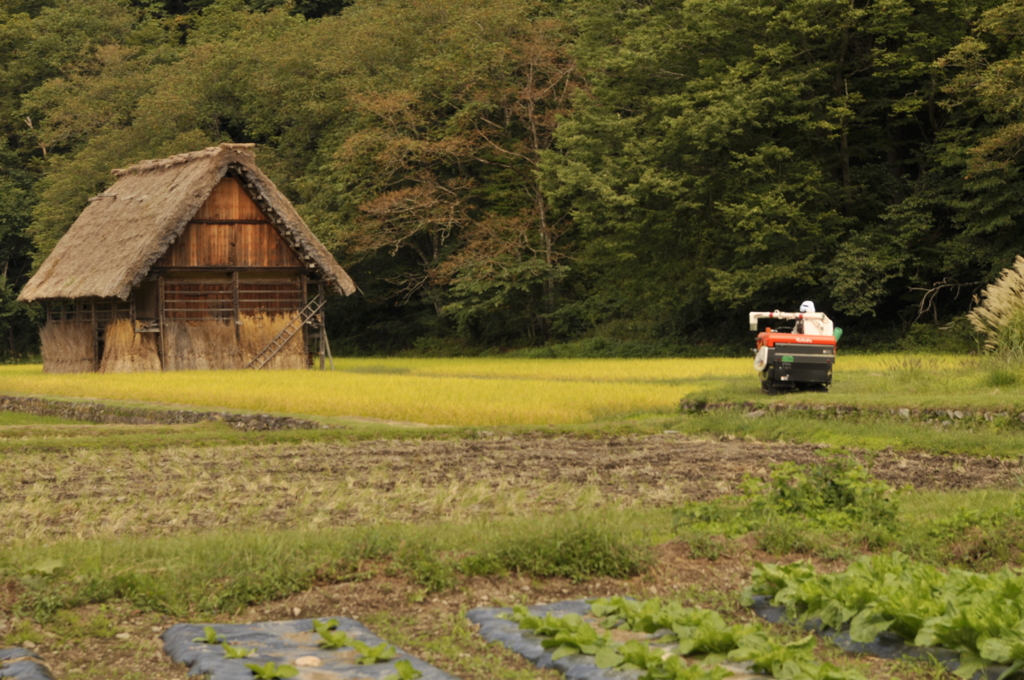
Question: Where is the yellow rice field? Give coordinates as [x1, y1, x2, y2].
[0, 354, 963, 427]
[0, 358, 753, 427]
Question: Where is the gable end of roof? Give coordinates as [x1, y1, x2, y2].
[19, 144, 355, 302]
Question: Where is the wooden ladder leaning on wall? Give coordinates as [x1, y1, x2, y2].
[245, 293, 326, 370]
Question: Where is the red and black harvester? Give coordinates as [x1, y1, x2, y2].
[749, 309, 842, 394]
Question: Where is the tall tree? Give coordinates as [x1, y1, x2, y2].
[300, 0, 578, 344]
[542, 0, 990, 340]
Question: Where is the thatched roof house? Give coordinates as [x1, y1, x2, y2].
[20, 143, 356, 373]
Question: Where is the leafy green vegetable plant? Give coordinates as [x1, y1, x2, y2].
[643, 655, 732, 680]
[192, 625, 223, 644]
[726, 631, 817, 677]
[310, 618, 396, 663]
[244, 661, 298, 679]
[352, 639, 399, 664]
[508, 598, 868, 680]
[590, 596, 757, 656]
[594, 639, 664, 670]
[592, 596, 704, 633]
[222, 642, 255, 658]
[745, 552, 1024, 679]
[384, 659, 423, 680]
[506, 605, 611, 659]
[313, 618, 354, 650]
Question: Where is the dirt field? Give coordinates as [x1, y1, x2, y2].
[5, 432, 1023, 679]
[5, 432, 1023, 543]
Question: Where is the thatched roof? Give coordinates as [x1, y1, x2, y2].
[19, 143, 356, 302]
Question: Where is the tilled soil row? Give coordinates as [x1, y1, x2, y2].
[301, 433, 1024, 499]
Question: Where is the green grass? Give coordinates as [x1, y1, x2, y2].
[901, 487, 1024, 518]
[663, 409, 1024, 458]
[673, 476, 1024, 570]
[1, 509, 659, 622]
[896, 487, 1024, 567]
[0, 418, 460, 455]
[0, 410, 75, 425]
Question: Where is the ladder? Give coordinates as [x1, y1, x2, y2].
[245, 294, 325, 370]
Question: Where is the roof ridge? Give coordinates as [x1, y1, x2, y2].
[112, 143, 255, 177]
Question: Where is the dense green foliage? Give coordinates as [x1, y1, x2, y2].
[671, 455, 1024, 567]
[6, 0, 1024, 354]
[673, 458, 900, 558]
[746, 553, 1024, 678]
[505, 598, 869, 680]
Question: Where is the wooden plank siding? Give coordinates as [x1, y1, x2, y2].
[154, 175, 307, 322]
[156, 176, 302, 268]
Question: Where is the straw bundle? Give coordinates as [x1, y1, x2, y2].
[164, 321, 241, 371]
[40, 321, 96, 373]
[968, 255, 1024, 359]
[240, 313, 307, 370]
[99, 319, 161, 372]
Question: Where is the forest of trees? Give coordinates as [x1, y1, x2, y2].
[3, 0, 1024, 356]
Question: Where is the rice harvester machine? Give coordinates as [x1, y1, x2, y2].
[749, 303, 842, 394]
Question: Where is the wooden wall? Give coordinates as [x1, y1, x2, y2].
[156, 176, 301, 268]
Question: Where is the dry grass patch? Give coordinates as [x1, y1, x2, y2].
[0, 436, 687, 543]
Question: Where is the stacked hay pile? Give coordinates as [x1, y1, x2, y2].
[79, 315, 308, 372]
[40, 322, 96, 373]
[240, 313, 307, 370]
[164, 321, 240, 370]
[99, 319, 161, 372]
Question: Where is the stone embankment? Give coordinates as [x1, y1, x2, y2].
[0, 395, 328, 431]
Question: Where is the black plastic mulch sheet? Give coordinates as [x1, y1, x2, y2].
[162, 617, 462, 680]
[467, 600, 768, 680]
[749, 595, 1018, 680]
[0, 648, 55, 680]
